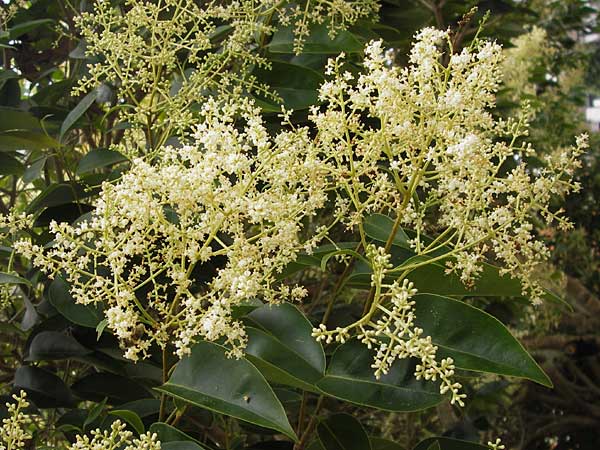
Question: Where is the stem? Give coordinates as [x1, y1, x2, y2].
[294, 395, 324, 450]
[159, 347, 168, 422]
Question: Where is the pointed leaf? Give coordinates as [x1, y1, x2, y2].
[27, 331, 91, 361]
[60, 90, 98, 141]
[76, 148, 128, 175]
[268, 25, 363, 54]
[156, 341, 297, 440]
[316, 339, 444, 411]
[149, 422, 205, 448]
[0, 272, 31, 286]
[413, 293, 551, 386]
[317, 413, 371, 450]
[244, 303, 325, 391]
[48, 277, 104, 328]
[109, 410, 145, 435]
[14, 366, 75, 408]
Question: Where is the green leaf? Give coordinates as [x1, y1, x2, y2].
[253, 61, 324, 111]
[316, 339, 444, 411]
[0, 70, 19, 91]
[26, 182, 97, 213]
[0, 108, 42, 132]
[48, 277, 104, 328]
[109, 410, 145, 435]
[244, 303, 325, 391]
[413, 437, 488, 450]
[156, 341, 297, 440]
[364, 214, 410, 248]
[413, 293, 551, 386]
[8, 19, 53, 40]
[149, 422, 205, 448]
[0, 272, 31, 286]
[369, 437, 406, 450]
[60, 89, 98, 141]
[0, 152, 23, 176]
[23, 156, 47, 183]
[71, 372, 154, 405]
[14, 366, 75, 408]
[76, 148, 128, 175]
[83, 397, 107, 431]
[268, 25, 363, 54]
[317, 413, 371, 450]
[26, 331, 91, 361]
[0, 130, 59, 152]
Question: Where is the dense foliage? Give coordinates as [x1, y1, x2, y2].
[0, 1, 598, 450]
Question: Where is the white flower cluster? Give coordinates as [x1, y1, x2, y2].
[0, 213, 31, 312]
[313, 27, 584, 403]
[0, 392, 159, 450]
[314, 247, 466, 406]
[488, 438, 506, 450]
[69, 420, 160, 450]
[15, 98, 330, 361]
[75, 0, 378, 145]
[278, 0, 379, 53]
[310, 29, 586, 304]
[0, 391, 32, 450]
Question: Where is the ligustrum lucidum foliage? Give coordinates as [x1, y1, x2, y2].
[0, 1, 591, 448]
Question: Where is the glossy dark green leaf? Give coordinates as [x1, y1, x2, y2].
[0, 152, 23, 176]
[316, 339, 444, 411]
[48, 277, 104, 328]
[244, 303, 325, 391]
[60, 89, 98, 141]
[83, 397, 107, 430]
[0, 130, 59, 151]
[149, 422, 205, 448]
[364, 214, 410, 248]
[76, 148, 128, 175]
[0, 107, 43, 132]
[156, 341, 297, 440]
[109, 410, 145, 435]
[26, 331, 91, 361]
[369, 437, 406, 450]
[8, 19, 53, 40]
[71, 372, 154, 405]
[413, 293, 551, 386]
[317, 413, 371, 450]
[14, 366, 75, 408]
[0, 70, 19, 91]
[26, 182, 98, 213]
[268, 25, 363, 54]
[34, 203, 95, 227]
[253, 61, 324, 111]
[117, 399, 161, 418]
[0, 272, 31, 286]
[413, 437, 488, 450]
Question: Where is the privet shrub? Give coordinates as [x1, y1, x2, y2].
[0, 1, 589, 449]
